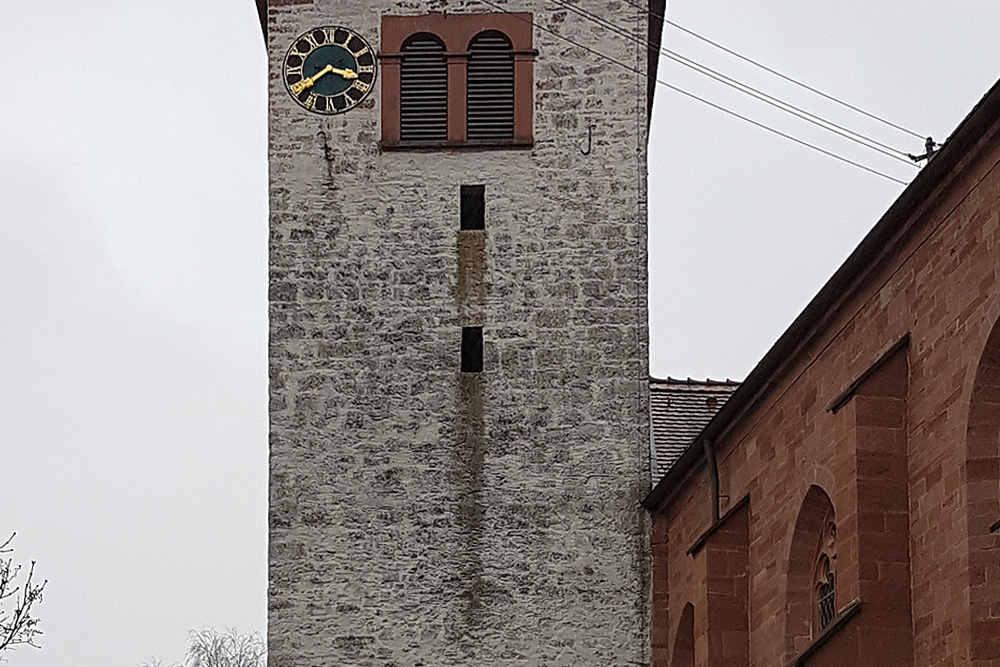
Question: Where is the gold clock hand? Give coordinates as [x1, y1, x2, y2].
[289, 64, 335, 94]
[328, 67, 358, 80]
[290, 64, 359, 94]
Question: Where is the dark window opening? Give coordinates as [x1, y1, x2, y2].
[461, 326, 483, 373]
[400, 34, 448, 142]
[817, 557, 835, 630]
[467, 31, 515, 140]
[460, 185, 485, 230]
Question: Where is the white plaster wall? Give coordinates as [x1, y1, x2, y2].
[268, 1, 652, 664]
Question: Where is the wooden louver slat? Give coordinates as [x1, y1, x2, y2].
[467, 31, 515, 141]
[401, 35, 448, 142]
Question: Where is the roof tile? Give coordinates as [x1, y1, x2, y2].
[649, 377, 739, 486]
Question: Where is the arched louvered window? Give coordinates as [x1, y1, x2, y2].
[400, 34, 448, 142]
[381, 15, 533, 147]
[466, 31, 515, 141]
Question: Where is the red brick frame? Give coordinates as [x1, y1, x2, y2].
[851, 347, 913, 667]
[380, 13, 534, 147]
[703, 502, 750, 665]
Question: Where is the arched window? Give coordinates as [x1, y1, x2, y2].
[381, 13, 534, 147]
[815, 549, 835, 630]
[785, 485, 836, 657]
[466, 31, 515, 141]
[966, 314, 1000, 661]
[400, 34, 448, 142]
[670, 603, 695, 667]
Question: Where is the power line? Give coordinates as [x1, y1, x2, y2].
[476, 0, 910, 186]
[662, 82, 910, 185]
[550, 0, 917, 167]
[617, 0, 926, 141]
[664, 50, 916, 164]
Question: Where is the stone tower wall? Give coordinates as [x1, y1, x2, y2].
[267, 1, 652, 664]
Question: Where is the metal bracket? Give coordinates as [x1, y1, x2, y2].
[580, 124, 597, 155]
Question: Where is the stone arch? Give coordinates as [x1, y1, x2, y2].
[785, 484, 836, 658]
[967, 315, 1000, 661]
[670, 602, 695, 667]
[465, 28, 513, 53]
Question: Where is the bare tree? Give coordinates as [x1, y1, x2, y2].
[139, 628, 265, 667]
[0, 533, 46, 657]
[186, 628, 265, 667]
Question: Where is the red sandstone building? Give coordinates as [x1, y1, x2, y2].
[647, 79, 1000, 667]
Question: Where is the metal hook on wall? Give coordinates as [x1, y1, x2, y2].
[580, 124, 597, 155]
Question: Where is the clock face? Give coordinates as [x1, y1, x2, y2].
[283, 26, 377, 115]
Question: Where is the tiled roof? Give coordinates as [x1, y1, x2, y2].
[650, 377, 740, 486]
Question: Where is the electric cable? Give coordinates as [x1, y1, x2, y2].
[617, 0, 927, 141]
[549, 0, 916, 167]
[476, 0, 910, 186]
[553, 0, 916, 162]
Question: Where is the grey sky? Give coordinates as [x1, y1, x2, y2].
[0, 1, 998, 665]
[650, 0, 1000, 379]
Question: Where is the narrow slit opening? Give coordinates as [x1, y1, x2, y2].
[460, 185, 486, 230]
[461, 326, 484, 373]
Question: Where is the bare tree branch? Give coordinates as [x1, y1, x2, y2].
[138, 659, 182, 667]
[141, 628, 264, 667]
[0, 534, 46, 659]
[186, 628, 265, 667]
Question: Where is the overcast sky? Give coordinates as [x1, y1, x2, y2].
[1, 1, 998, 665]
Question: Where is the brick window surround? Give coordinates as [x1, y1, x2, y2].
[380, 13, 534, 148]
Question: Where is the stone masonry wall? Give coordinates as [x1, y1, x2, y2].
[267, 1, 652, 664]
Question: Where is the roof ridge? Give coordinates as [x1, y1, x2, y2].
[650, 376, 741, 386]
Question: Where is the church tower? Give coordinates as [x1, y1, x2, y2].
[264, 0, 658, 663]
